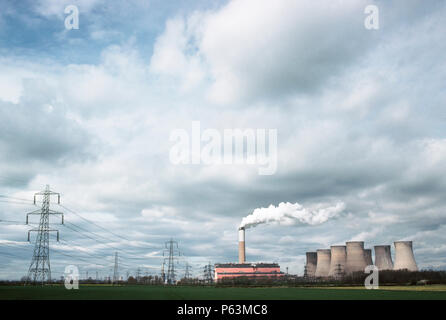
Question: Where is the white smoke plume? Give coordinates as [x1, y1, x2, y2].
[240, 202, 345, 229]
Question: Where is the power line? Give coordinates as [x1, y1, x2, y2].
[58, 204, 131, 242]
[50, 247, 111, 268]
[0, 199, 36, 206]
[61, 222, 127, 254]
[60, 221, 156, 261]
[0, 190, 164, 277]
[0, 241, 112, 272]
[0, 194, 35, 203]
[0, 250, 30, 260]
[54, 236, 118, 263]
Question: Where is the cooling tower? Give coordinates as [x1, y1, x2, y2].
[305, 252, 317, 277]
[345, 241, 367, 274]
[328, 245, 346, 277]
[393, 241, 418, 271]
[315, 249, 331, 277]
[364, 249, 373, 266]
[374, 245, 393, 270]
[238, 227, 246, 264]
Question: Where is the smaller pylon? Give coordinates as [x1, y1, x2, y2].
[184, 262, 192, 280]
[203, 262, 214, 284]
[112, 252, 119, 284]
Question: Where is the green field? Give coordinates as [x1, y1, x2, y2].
[1, 285, 446, 300]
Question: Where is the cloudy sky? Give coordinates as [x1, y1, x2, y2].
[0, 0, 446, 280]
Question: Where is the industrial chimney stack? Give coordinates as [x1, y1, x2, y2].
[394, 241, 418, 271]
[238, 227, 246, 264]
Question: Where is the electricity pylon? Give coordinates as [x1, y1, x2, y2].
[184, 262, 192, 280]
[163, 238, 180, 285]
[161, 262, 166, 284]
[334, 263, 345, 280]
[203, 262, 214, 284]
[112, 252, 119, 284]
[25, 185, 64, 284]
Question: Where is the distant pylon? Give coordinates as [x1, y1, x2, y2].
[136, 267, 141, 282]
[203, 262, 214, 284]
[163, 238, 180, 284]
[334, 263, 345, 280]
[113, 252, 119, 284]
[26, 185, 64, 284]
[161, 262, 166, 284]
[184, 262, 192, 279]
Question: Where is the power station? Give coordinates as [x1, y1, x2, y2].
[214, 227, 284, 281]
[306, 240, 418, 278]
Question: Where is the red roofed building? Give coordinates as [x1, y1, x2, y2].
[214, 263, 284, 281]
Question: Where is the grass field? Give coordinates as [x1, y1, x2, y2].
[1, 285, 446, 300]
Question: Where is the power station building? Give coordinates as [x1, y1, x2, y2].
[214, 227, 284, 281]
[215, 226, 419, 281]
[214, 263, 283, 281]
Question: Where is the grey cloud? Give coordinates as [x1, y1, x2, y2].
[0, 100, 89, 164]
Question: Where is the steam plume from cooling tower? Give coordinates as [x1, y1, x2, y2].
[240, 201, 345, 229]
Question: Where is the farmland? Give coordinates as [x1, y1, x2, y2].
[1, 285, 446, 300]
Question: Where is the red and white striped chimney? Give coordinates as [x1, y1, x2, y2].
[238, 227, 246, 264]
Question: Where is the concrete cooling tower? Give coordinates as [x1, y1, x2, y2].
[315, 249, 331, 277]
[328, 245, 346, 277]
[364, 249, 373, 266]
[374, 245, 393, 270]
[393, 241, 418, 271]
[345, 241, 367, 274]
[305, 252, 317, 277]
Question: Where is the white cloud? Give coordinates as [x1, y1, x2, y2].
[2, 1, 446, 278]
[150, 0, 371, 103]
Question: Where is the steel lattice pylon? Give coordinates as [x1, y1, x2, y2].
[112, 252, 119, 284]
[184, 262, 192, 279]
[26, 185, 64, 285]
[203, 262, 214, 284]
[163, 238, 180, 285]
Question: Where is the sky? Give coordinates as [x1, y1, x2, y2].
[0, 0, 446, 280]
